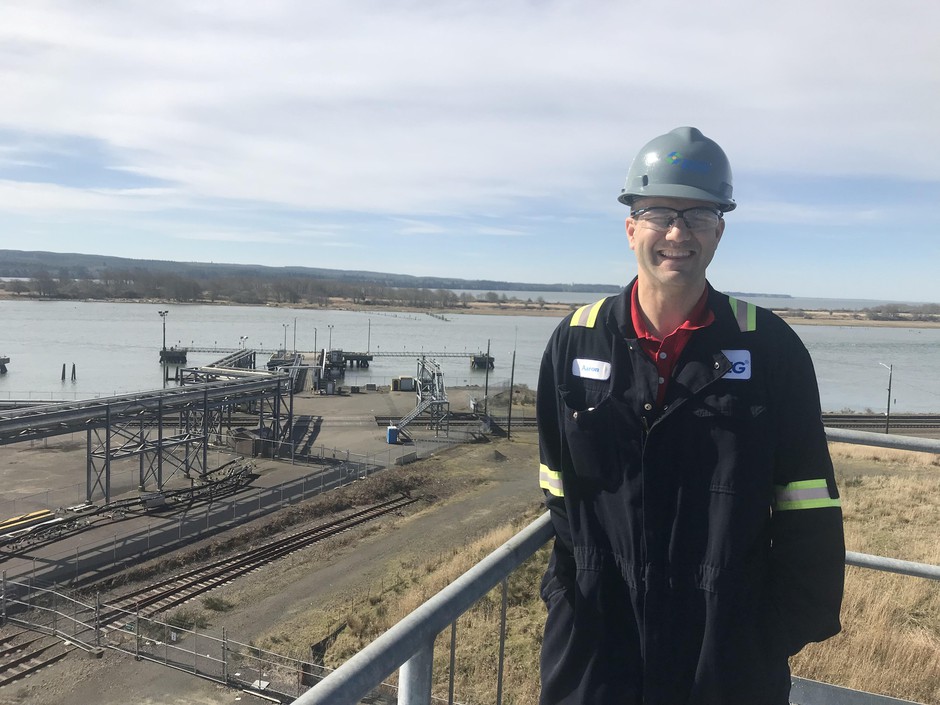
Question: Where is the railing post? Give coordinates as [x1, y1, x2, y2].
[496, 577, 508, 705]
[398, 638, 435, 705]
[95, 592, 101, 647]
[448, 622, 457, 705]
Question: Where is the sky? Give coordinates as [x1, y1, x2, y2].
[0, 1, 938, 302]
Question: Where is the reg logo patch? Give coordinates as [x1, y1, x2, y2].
[721, 350, 752, 380]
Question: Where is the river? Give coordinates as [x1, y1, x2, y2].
[1, 299, 938, 413]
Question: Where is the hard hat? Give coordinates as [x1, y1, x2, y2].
[618, 127, 735, 211]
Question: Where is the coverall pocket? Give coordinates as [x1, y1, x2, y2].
[558, 385, 619, 482]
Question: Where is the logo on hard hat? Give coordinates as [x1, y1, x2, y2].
[666, 151, 711, 173]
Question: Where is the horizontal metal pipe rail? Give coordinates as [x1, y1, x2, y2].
[294, 428, 940, 705]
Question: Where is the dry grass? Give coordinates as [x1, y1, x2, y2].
[830, 441, 940, 473]
[268, 442, 940, 704]
[301, 512, 549, 703]
[798, 449, 940, 703]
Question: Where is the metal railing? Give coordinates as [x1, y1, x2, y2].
[294, 428, 940, 705]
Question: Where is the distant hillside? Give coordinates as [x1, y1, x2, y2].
[0, 249, 621, 294]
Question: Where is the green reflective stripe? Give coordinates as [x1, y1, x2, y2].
[570, 298, 606, 328]
[775, 479, 841, 511]
[776, 497, 842, 510]
[539, 463, 564, 497]
[728, 296, 757, 332]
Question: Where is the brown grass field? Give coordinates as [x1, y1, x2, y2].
[279, 441, 940, 704]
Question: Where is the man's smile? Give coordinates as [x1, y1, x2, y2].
[657, 248, 694, 260]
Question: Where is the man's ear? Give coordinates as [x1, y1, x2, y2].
[626, 217, 637, 251]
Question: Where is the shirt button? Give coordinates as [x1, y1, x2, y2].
[714, 361, 720, 369]
[658, 376, 665, 384]
[643, 403, 653, 411]
[572, 411, 578, 419]
[659, 352, 667, 360]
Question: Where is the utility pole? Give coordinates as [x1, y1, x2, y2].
[879, 362, 893, 434]
[506, 349, 516, 440]
[158, 310, 168, 351]
[483, 339, 491, 416]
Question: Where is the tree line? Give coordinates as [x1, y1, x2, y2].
[1, 267, 551, 310]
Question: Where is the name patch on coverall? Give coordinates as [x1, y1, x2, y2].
[572, 359, 611, 380]
[721, 350, 752, 380]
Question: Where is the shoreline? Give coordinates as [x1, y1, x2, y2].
[3, 292, 939, 329]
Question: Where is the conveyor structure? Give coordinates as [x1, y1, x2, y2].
[0, 359, 293, 504]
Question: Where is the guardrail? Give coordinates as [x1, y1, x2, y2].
[294, 428, 940, 705]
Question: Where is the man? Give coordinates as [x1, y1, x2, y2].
[537, 127, 845, 705]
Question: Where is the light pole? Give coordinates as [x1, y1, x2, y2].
[158, 310, 168, 351]
[313, 328, 318, 357]
[879, 363, 893, 434]
[328, 324, 334, 352]
[239, 335, 248, 349]
[282, 323, 289, 353]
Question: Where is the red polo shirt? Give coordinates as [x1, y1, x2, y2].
[630, 284, 715, 408]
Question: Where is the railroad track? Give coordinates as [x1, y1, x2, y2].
[372, 413, 939, 432]
[100, 493, 419, 622]
[374, 414, 538, 428]
[0, 495, 418, 687]
[0, 629, 77, 689]
[822, 413, 940, 431]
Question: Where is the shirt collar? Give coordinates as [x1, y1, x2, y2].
[630, 283, 715, 343]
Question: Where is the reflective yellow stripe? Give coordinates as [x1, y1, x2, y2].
[774, 479, 841, 511]
[570, 298, 606, 328]
[539, 463, 564, 497]
[728, 296, 757, 332]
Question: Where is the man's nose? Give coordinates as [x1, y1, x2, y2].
[665, 219, 692, 239]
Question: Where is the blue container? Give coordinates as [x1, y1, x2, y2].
[386, 426, 399, 444]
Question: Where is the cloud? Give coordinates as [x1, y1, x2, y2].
[3, 0, 935, 216]
[0, 1, 938, 298]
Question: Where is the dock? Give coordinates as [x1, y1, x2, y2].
[154, 347, 494, 368]
[159, 348, 187, 364]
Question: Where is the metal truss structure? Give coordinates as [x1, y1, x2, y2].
[0, 366, 294, 505]
[397, 357, 450, 435]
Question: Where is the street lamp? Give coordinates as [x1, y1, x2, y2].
[878, 362, 893, 434]
[158, 310, 168, 351]
[313, 327, 318, 356]
[239, 335, 248, 349]
[282, 323, 289, 353]
[328, 324, 334, 352]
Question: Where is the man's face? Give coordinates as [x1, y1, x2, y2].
[626, 196, 725, 294]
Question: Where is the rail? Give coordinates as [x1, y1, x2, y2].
[295, 428, 940, 705]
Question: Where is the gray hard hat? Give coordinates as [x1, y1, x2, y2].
[618, 126, 736, 211]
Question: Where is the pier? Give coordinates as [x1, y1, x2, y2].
[156, 347, 496, 368]
[159, 347, 188, 364]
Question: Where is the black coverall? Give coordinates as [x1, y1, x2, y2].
[537, 283, 845, 705]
